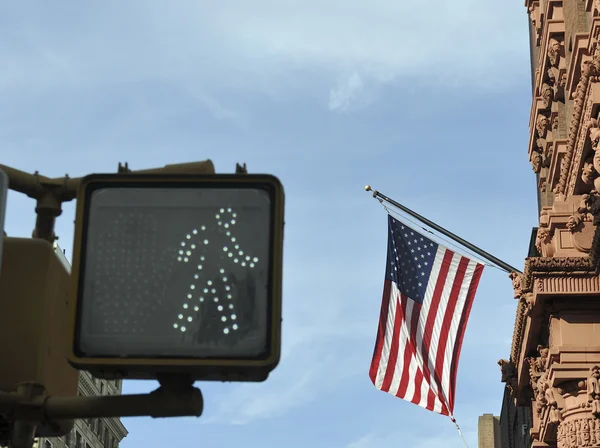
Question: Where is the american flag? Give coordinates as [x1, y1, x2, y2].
[369, 215, 484, 416]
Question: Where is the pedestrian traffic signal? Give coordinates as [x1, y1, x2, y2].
[67, 174, 284, 382]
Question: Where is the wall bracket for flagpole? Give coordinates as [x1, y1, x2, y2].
[365, 185, 522, 274]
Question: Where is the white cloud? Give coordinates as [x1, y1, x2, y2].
[329, 72, 367, 112]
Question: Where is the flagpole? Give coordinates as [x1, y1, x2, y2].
[451, 417, 470, 448]
[365, 185, 522, 274]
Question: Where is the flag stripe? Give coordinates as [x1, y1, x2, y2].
[369, 280, 392, 386]
[410, 249, 453, 410]
[370, 215, 485, 416]
[447, 262, 484, 413]
[431, 255, 470, 413]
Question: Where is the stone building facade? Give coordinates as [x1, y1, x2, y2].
[35, 371, 128, 448]
[479, 414, 501, 448]
[500, 1, 600, 447]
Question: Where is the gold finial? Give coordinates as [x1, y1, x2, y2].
[365, 185, 372, 192]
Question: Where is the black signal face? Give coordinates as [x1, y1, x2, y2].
[75, 184, 275, 361]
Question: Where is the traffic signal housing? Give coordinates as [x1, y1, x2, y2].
[67, 174, 285, 382]
[0, 237, 78, 440]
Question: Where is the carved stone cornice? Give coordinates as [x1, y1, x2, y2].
[523, 257, 596, 291]
[510, 257, 596, 367]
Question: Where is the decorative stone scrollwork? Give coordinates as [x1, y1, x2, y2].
[594, 0, 600, 17]
[499, 359, 518, 395]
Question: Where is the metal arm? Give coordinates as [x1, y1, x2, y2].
[0, 160, 218, 243]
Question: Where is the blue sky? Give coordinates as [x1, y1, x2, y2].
[2, 1, 536, 447]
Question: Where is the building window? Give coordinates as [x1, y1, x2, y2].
[100, 382, 104, 395]
[65, 430, 73, 447]
[104, 428, 109, 445]
[98, 420, 104, 441]
[86, 443, 91, 448]
[44, 441, 51, 448]
[76, 432, 82, 448]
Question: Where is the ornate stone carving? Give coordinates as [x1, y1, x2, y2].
[558, 417, 600, 448]
[583, 156, 597, 186]
[594, 0, 600, 17]
[532, 151, 543, 173]
[521, 292, 535, 316]
[567, 196, 594, 232]
[536, 226, 553, 255]
[499, 359, 518, 394]
[537, 114, 550, 139]
[511, 257, 597, 367]
[589, 365, 600, 417]
[542, 83, 554, 110]
[548, 38, 563, 67]
[558, 61, 598, 195]
[510, 271, 524, 298]
[586, 192, 600, 225]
